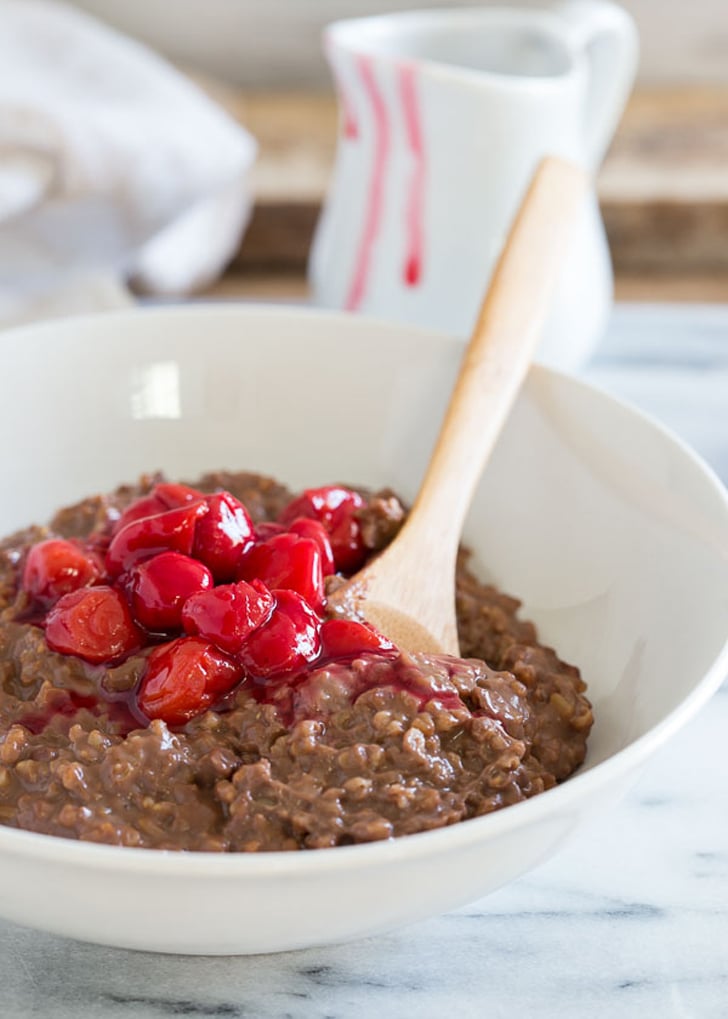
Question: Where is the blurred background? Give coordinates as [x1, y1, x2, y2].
[68, 0, 728, 86]
[70, 0, 728, 303]
[1, 0, 727, 325]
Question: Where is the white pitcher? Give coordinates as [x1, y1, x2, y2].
[309, 1, 638, 371]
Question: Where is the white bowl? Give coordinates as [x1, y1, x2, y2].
[0, 305, 726, 955]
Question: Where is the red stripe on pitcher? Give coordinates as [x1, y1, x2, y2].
[345, 56, 390, 312]
[399, 64, 426, 287]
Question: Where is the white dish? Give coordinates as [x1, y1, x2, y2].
[0, 305, 726, 955]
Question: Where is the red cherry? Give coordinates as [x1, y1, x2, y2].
[327, 502, 367, 573]
[192, 491, 255, 581]
[239, 589, 321, 681]
[22, 539, 101, 607]
[320, 618, 395, 660]
[136, 637, 243, 726]
[112, 483, 202, 536]
[45, 586, 143, 664]
[182, 578, 275, 654]
[112, 568, 137, 604]
[279, 485, 360, 529]
[278, 485, 366, 574]
[154, 482, 203, 509]
[106, 501, 209, 578]
[128, 552, 213, 632]
[238, 533, 324, 611]
[254, 521, 286, 542]
[112, 494, 167, 536]
[287, 518, 335, 576]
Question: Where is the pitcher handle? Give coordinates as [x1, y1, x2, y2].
[554, 0, 639, 167]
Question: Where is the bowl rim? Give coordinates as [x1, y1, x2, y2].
[0, 303, 726, 876]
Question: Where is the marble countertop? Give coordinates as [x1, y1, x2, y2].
[1, 303, 726, 1019]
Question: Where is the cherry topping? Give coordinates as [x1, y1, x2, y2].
[154, 482, 203, 509]
[112, 483, 202, 536]
[112, 494, 167, 536]
[136, 637, 243, 726]
[254, 521, 287, 542]
[106, 501, 209, 578]
[24, 479, 412, 733]
[278, 485, 366, 574]
[279, 485, 357, 529]
[238, 533, 325, 611]
[192, 491, 255, 582]
[22, 539, 101, 607]
[320, 618, 395, 660]
[239, 589, 321, 681]
[287, 517, 336, 576]
[128, 552, 213, 632]
[326, 501, 367, 574]
[182, 578, 275, 654]
[45, 586, 143, 665]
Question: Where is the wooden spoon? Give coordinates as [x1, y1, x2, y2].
[329, 157, 588, 655]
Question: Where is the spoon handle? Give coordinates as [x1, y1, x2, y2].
[403, 157, 588, 551]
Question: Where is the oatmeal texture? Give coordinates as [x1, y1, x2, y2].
[0, 473, 592, 851]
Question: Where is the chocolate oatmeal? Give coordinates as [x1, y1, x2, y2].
[0, 472, 592, 851]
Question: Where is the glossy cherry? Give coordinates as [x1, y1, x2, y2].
[182, 578, 275, 655]
[112, 483, 203, 536]
[112, 494, 166, 535]
[154, 482, 203, 509]
[326, 501, 367, 574]
[22, 539, 101, 607]
[254, 521, 286, 542]
[192, 491, 255, 581]
[239, 589, 321, 681]
[287, 517, 336, 576]
[320, 618, 395, 660]
[238, 533, 324, 611]
[106, 501, 209, 578]
[45, 586, 143, 665]
[278, 485, 366, 574]
[136, 637, 243, 726]
[128, 552, 213, 632]
[279, 485, 357, 529]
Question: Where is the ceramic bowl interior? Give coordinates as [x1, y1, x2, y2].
[0, 305, 726, 954]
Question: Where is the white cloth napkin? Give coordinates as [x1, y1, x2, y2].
[0, 0, 257, 326]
